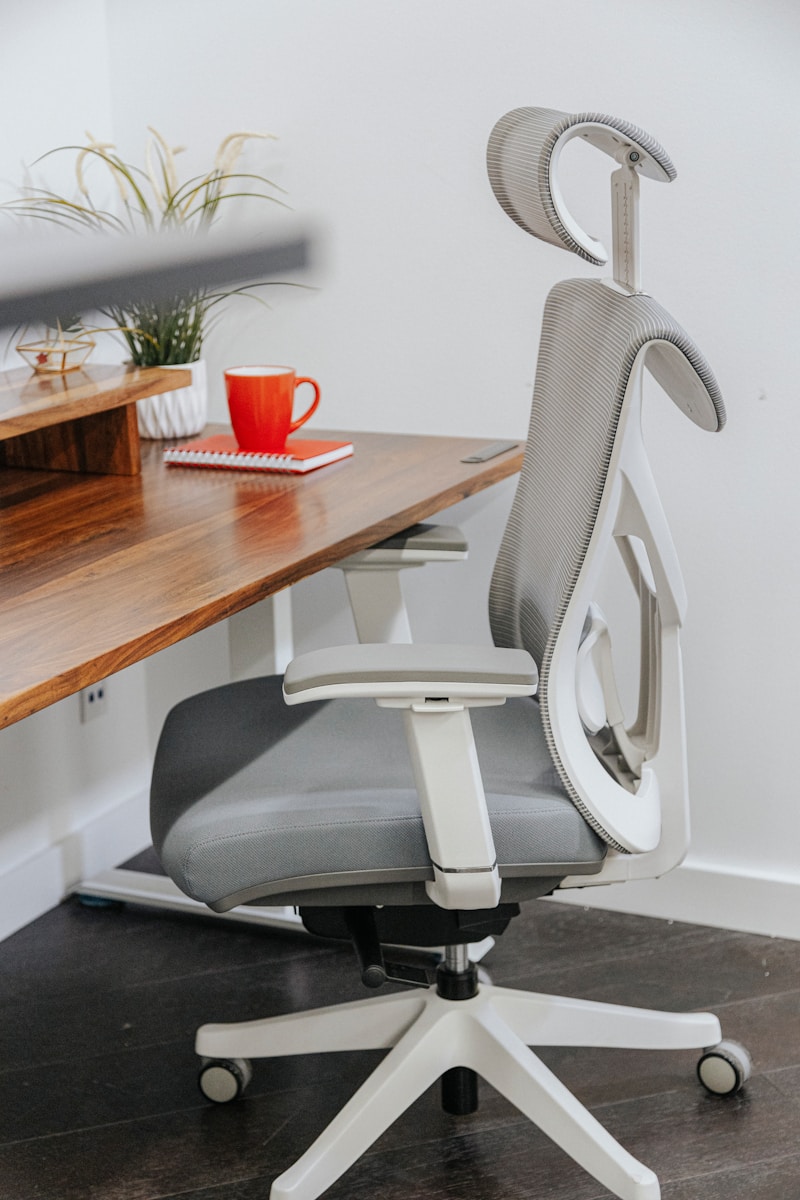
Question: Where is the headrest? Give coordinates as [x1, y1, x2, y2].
[487, 107, 676, 264]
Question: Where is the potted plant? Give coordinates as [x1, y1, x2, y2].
[3, 128, 286, 436]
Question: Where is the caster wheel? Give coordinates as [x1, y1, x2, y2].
[697, 1040, 751, 1096]
[198, 1057, 252, 1104]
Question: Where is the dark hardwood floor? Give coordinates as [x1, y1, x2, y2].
[0, 852, 798, 1199]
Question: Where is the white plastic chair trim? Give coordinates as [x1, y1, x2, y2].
[403, 703, 501, 910]
[341, 566, 414, 644]
[338, 534, 467, 645]
[196, 982, 720, 1200]
[548, 344, 690, 861]
[548, 117, 672, 270]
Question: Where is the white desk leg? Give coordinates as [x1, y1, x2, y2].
[228, 587, 295, 681]
[271, 587, 295, 673]
[71, 871, 304, 929]
[72, 592, 300, 929]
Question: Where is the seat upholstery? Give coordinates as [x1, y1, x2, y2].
[152, 677, 605, 912]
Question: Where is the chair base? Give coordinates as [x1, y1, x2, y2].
[196, 982, 721, 1200]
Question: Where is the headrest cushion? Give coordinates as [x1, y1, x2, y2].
[487, 107, 676, 264]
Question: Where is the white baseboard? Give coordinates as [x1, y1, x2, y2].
[0, 790, 151, 942]
[0, 845, 65, 944]
[555, 857, 800, 941]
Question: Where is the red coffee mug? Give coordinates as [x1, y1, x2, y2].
[225, 365, 321, 453]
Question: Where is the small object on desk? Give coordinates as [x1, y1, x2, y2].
[225, 365, 321, 452]
[460, 440, 519, 463]
[163, 433, 353, 474]
[16, 330, 96, 374]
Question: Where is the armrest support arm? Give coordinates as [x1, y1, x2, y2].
[336, 523, 468, 644]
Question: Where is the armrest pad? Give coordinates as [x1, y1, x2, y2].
[283, 643, 538, 703]
[337, 523, 468, 567]
[373, 523, 467, 554]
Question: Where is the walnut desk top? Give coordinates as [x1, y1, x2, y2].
[0, 426, 523, 728]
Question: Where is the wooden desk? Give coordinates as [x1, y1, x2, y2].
[1, 426, 523, 730]
[0, 363, 191, 476]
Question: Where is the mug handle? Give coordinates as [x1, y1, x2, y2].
[289, 377, 321, 434]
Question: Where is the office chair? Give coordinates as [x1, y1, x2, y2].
[149, 107, 749, 1200]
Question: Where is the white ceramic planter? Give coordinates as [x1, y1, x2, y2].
[137, 359, 208, 439]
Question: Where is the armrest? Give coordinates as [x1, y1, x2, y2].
[283, 643, 538, 704]
[337, 523, 468, 568]
[284, 642, 537, 910]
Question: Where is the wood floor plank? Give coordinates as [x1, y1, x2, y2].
[491, 902, 800, 1010]
[0, 944, 364, 1075]
[0, 1043, 381, 1148]
[664, 1154, 800, 1200]
[0, 897, 342, 1008]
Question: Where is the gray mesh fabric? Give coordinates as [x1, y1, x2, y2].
[487, 107, 676, 262]
[152, 676, 605, 910]
[489, 278, 724, 845]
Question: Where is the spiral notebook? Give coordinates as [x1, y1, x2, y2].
[164, 433, 354, 474]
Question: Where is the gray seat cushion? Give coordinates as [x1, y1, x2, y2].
[151, 676, 605, 912]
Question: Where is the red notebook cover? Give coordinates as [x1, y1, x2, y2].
[164, 434, 353, 474]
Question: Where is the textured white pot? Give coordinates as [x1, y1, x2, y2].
[137, 359, 208, 439]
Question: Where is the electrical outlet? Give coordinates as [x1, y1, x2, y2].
[80, 681, 109, 723]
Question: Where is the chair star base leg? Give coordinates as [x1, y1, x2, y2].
[197, 981, 718, 1200]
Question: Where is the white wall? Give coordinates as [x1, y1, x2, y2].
[0, 0, 150, 939]
[1, 1, 112, 188]
[1, 0, 798, 938]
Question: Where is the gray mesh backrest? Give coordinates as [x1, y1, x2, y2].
[489, 277, 724, 835]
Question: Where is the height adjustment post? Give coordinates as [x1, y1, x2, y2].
[611, 153, 642, 292]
